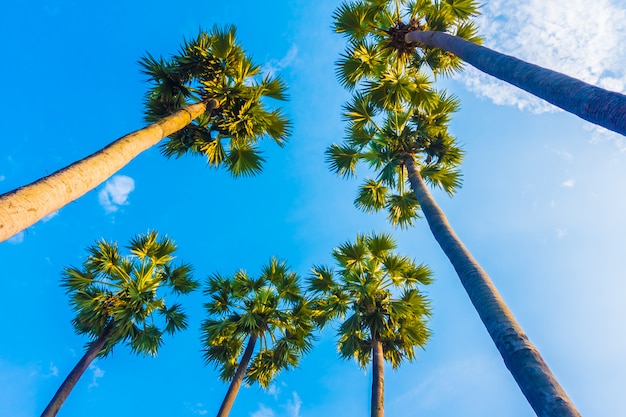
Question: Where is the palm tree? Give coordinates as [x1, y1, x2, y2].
[201, 257, 314, 417]
[335, 0, 626, 135]
[308, 232, 432, 417]
[0, 26, 291, 243]
[41, 231, 198, 417]
[326, 85, 581, 416]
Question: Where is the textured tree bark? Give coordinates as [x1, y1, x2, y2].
[405, 30, 626, 136]
[370, 337, 385, 417]
[216, 334, 258, 417]
[41, 323, 115, 417]
[0, 100, 215, 243]
[404, 157, 580, 417]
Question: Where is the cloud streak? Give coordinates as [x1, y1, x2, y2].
[98, 175, 135, 213]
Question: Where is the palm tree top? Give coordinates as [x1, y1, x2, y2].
[334, 0, 482, 88]
[202, 257, 315, 388]
[62, 231, 198, 357]
[309, 232, 432, 368]
[139, 25, 292, 177]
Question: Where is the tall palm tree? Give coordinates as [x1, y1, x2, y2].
[41, 231, 197, 417]
[308, 232, 432, 417]
[326, 86, 581, 416]
[335, 0, 626, 135]
[0, 26, 291, 243]
[201, 258, 314, 417]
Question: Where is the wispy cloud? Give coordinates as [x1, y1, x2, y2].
[0, 175, 5, 181]
[556, 228, 567, 239]
[7, 231, 25, 244]
[262, 45, 299, 77]
[42, 210, 59, 222]
[459, 0, 626, 113]
[251, 404, 275, 417]
[284, 392, 302, 417]
[98, 175, 135, 213]
[561, 179, 575, 188]
[184, 402, 208, 415]
[87, 362, 105, 389]
[42, 362, 59, 379]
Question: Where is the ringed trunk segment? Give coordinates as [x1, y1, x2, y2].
[404, 158, 580, 417]
[405, 30, 626, 136]
[371, 338, 385, 417]
[216, 333, 258, 417]
[0, 100, 215, 243]
[41, 323, 115, 417]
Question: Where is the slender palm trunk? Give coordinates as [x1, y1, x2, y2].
[41, 323, 115, 417]
[405, 30, 626, 136]
[0, 100, 216, 243]
[216, 334, 258, 417]
[371, 337, 384, 417]
[404, 157, 580, 417]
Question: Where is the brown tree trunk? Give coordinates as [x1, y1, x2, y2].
[41, 323, 115, 417]
[0, 100, 215, 243]
[404, 157, 580, 417]
[370, 337, 384, 417]
[405, 30, 626, 136]
[216, 334, 258, 417]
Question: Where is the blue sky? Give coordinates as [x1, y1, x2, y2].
[1, 1, 626, 416]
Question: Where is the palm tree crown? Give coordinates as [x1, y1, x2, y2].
[309, 232, 432, 367]
[140, 25, 291, 176]
[334, 0, 482, 88]
[63, 230, 198, 356]
[201, 257, 315, 388]
[326, 88, 464, 228]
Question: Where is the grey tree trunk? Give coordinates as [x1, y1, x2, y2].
[371, 337, 384, 417]
[0, 100, 215, 243]
[41, 323, 115, 417]
[404, 157, 580, 417]
[216, 334, 258, 417]
[405, 30, 626, 136]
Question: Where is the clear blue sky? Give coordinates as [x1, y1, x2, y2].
[1, 1, 626, 416]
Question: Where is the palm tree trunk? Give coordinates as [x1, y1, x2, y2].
[41, 323, 115, 417]
[0, 100, 216, 243]
[404, 157, 580, 417]
[216, 334, 258, 417]
[405, 30, 626, 136]
[371, 337, 384, 417]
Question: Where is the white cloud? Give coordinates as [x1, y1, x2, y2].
[87, 362, 105, 389]
[267, 384, 280, 399]
[42, 362, 59, 379]
[556, 228, 567, 239]
[262, 45, 299, 77]
[7, 231, 25, 244]
[284, 392, 302, 417]
[561, 179, 575, 188]
[459, 0, 626, 113]
[42, 210, 59, 222]
[0, 175, 5, 181]
[250, 404, 275, 417]
[98, 175, 135, 213]
[184, 402, 208, 415]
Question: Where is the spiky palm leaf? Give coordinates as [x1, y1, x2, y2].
[201, 258, 315, 390]
[62, 231, 198, 357]
[308, 232, 431, 370]
[141, 25, 292, 177]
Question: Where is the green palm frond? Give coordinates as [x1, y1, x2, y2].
[226, 145, 265, 177]
[201, 258, 314, 390]
[355, 178, 389, 213]
[325, 143, 360, 178]
[386, 192, 420, 228]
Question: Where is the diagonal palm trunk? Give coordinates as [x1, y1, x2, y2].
[41, 322, 115, 417]
[404, 157, 580, 417]
[0, 100, 216, 243]
[405, 30, 626, 136]
[371, 337, 384, 417]
[216, 333, 258, 417]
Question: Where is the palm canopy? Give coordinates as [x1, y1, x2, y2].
[309, 232, 432, 368]
[326, 88, 464, 228]
[140, 25, 291, 176]
[201, 257, 315, 388]
[334, 0, 482, 89]
[62, 231, 198, 356]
